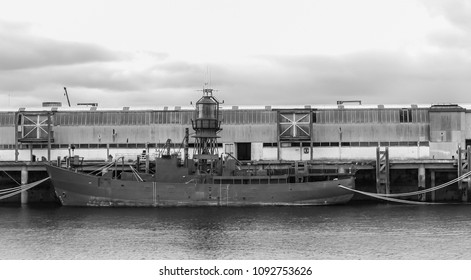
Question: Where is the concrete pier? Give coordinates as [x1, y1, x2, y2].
[1, 156, 471, 204]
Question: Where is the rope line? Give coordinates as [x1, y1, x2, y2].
[0, 185, 24, 195]
[352, 170, 471, 198]
[337, 171, 471, 205]
[337, 184, 446, 205]
[373, 170, 471, 197]
[129, 165, 143, 182]
[0, 177, 50, 201]
[2, 170, 21, 186]
[89, 161, 116, 176]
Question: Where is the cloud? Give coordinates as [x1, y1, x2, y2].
[3, 0, 471, 110]
[421, 0, 471, 53]
[426, 0, 471, 31]
[3, 49, 471, 108]
[0, 55, 208, 107]
[206, 51, 471, 106]
[0, 20, 120, 70]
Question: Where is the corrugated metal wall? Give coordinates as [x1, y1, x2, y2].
[0, 107, 467, 161]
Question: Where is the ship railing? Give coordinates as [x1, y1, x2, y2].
[114, 153, 159, 162]
[213, 174, 289, 185]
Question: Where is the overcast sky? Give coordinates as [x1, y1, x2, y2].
[1, 0, 471, 108]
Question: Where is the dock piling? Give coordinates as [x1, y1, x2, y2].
[418, 164, 426, 202]
[20, 166, 28, 204]
[458, 145, 469, 202]
[468, 146, 471, 202]
[375, 146, 390, 194]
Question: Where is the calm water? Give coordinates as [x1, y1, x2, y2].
[1, 203, 471, 260]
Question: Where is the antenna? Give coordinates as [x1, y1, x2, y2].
[204, 66, 212, 88]
[63, 87, 71, 107]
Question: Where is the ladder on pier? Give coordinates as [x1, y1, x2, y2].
[375, 146, 390, 194]
[294, 161, 308, 183]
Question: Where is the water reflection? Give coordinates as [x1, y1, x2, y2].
[1, 204, 471, 259]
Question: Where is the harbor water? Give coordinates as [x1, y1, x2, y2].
[1, 202, 471, 259]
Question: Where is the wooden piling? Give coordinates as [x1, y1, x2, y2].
[467, 146, 471, 203]
[430, 170, 436, 202]
[20, 166, 28, 204]
[375, 146, 390, 194]
[418, 164, 426, 202]
[458, 145, 468, 202]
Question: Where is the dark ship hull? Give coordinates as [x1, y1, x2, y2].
[45, 164, 355, 207]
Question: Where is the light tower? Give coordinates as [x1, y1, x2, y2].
[191, 87, 222, 174]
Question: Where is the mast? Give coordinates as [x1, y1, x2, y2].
[63, 87, 71, 107]
[191, 87, 222, 174]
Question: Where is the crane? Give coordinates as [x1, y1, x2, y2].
[63, 87, 71, 107]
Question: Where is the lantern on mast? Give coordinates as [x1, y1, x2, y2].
[191, 87, 222, 174]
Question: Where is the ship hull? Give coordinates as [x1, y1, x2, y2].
[45, 165, 355, 207]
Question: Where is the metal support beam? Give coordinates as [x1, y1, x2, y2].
[310, 110, 313, 161]
[276, 112, 280, 161]
[47, 113, 51, 162]
[14, 112, 19, 162]
[184, 128, 189, 167]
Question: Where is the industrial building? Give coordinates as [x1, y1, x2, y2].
[0, 101, 469, 163]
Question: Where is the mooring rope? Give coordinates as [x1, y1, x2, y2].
[89, 161, 116, 175]
[0, 185, 24, 195]
[2, 170, 21, 186]
[0, 177, 50, 201]
[337, 184, 446, 205]
[129, 165, 144, 182]
[337, 170, 471, 204]
[370, 170, 471, 198]
[341, 170, 471, 199]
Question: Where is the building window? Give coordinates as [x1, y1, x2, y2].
[400, 109, 412, 123]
